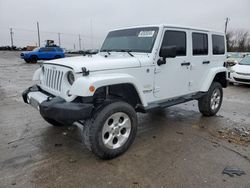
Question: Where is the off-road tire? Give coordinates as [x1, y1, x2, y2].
[83, 101, 138, 159]
[198, 82, 223, 116]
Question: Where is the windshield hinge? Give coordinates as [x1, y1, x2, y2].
[82, 67, 89, 76]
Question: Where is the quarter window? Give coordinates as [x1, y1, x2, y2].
[161, 31, 186, 56]
[192, 33, 208, 56]
[212, 35, 225, 55]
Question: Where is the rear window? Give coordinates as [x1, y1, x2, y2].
[161, 31, 186, 56]
[192, 33, 208, 56]
[212, 35, 225, 55]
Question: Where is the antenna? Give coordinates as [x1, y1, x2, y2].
[10, 28, 14, 47]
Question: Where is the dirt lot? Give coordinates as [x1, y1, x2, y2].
[0, 51, 250, 188]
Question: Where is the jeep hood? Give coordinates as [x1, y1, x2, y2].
[44, 54, 141, 73]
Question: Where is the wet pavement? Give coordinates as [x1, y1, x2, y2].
[0, 51, 250, 188]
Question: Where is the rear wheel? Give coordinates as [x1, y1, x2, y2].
[83, 101, 138, 159]
[198, 82, 223, 116]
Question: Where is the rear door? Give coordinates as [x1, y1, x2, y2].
[189, 31, 210, 92]
[39, 47, 56, 59]
[153, 28, 192, 100]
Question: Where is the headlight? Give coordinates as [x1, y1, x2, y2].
[67, 71, 75, 85]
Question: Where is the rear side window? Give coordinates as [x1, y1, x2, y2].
[161, 31, 186, 56]
[192, 33, 208, 56]
[212, 35, 225, 55]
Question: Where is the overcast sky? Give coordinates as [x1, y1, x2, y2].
[0, 0, 249, 50]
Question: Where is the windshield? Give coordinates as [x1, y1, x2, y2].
[239, 56, 250, 65]
[229, 53, 242, 59]
[100, 27, 159, 53]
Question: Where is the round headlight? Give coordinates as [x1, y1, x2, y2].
[67, 71, 75, 85]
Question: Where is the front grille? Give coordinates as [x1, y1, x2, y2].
[236, 72, 250, 76]
[234, 77, 250, 83]
[43, 68, 64, 91]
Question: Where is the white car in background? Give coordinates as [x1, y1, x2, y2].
[229, 55, 250, 84]
[226, 53, 243, 67]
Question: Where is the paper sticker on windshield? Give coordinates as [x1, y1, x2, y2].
[138, 30, 155, 38]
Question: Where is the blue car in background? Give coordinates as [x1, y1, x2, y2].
[20, 46, 65, 63]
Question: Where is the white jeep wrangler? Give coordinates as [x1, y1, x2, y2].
[23, 24, 228, 159]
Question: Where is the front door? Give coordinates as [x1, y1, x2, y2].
[154, 29, 192, 101]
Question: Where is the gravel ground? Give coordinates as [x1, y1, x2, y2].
[0, 51, 250, 188]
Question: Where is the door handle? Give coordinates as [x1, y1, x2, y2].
[203, 61, 210, 64]
[181, 62, 190, 66]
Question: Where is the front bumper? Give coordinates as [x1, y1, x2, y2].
[22, 85, 93, 123]
[228, 72, 250, 85]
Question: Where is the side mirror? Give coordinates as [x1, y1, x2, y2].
[158, 46, 177, 66]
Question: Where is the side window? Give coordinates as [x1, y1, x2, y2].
[212, 35, 225, 55]
[161, 31, 186, 56]
[45, 48, 55, 52]
[39, 48, 46, 52]
[192, 33, 208, 56]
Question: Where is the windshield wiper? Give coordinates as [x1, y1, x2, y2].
[116, 49, 134, 57]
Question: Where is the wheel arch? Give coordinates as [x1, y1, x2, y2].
[70, 74, 147, 107]
[200, 67, 228, 92]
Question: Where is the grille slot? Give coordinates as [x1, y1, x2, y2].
[236, 72, 250, 76]
[43, 68, 64, 92]
[234, 77, 250, 83]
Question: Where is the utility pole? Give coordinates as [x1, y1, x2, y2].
[90, 19, 93, 48]
[225, 17, 230, 34]
[37, 22, 41, 47]
[58, 33, 61, 47]
[78, 34, 82, 51]
[10, 28, 14, 48]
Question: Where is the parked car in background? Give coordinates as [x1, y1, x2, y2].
[225, 53, 243, 68]
[229, 55, 250, 85]
[20, 46, 65, 63]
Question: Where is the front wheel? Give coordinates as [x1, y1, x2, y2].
[83, 101, 138, 159]
[29, 55, 38, 63]
[198, 82, 223, 116]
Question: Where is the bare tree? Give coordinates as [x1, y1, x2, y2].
[227, 29, 250, 52]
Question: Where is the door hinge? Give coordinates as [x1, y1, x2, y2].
[154, 68, 161, 74]
[188, 81, 193, 87]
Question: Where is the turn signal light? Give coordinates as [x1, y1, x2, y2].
[89, 86, 95, 92]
